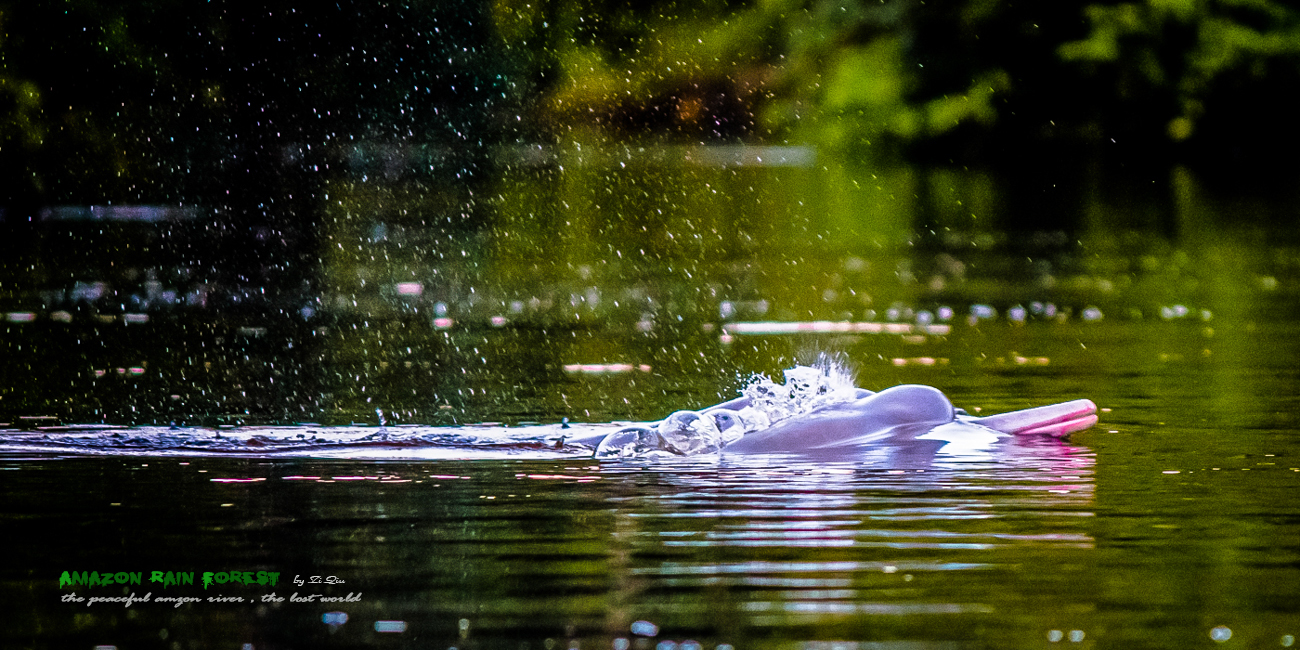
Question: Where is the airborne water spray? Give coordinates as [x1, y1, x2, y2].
[738, 352, 860, 430]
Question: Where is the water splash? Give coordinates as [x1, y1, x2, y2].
[0, 359, 868, 461]
[596, 356, 862, 458]
[657, 410, 726, 455]
[737, 354, 859, 432]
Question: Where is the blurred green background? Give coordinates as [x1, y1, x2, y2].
[6, 0, 1300, 187]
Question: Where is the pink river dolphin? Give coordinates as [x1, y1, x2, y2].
[576, 385, 1099, 458]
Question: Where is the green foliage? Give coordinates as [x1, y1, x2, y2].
[761, 0, 1010, 153]
[0, 8, 46, 152]
[1059, 0, 1300, 141]
[0, 76, 44, 150]
[490, 0, 1011, 157]
[4, 0, 1300, 180]
[0, 1, 184, 201]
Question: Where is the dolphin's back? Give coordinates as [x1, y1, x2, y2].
[721, 384, 955, 454]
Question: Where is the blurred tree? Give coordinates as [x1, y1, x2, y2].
[489, 0, 1011, 154]
[1, 0, 507, 205]
[3, 0, 1299, 197]
[489, 0, 1300, 172]
[0, 12, 44, 156]
[769, 0, 1013, 156]
[0, 5, 47, 204]
[0, 0, 183, 207]
[1059, 0, 1300, 168]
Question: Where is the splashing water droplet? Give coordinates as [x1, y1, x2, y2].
[739, 355, 858, 427]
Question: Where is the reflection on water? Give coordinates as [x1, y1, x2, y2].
[5, 396, 1298, 650]
[5, 449, 1100, 650]
[5, 149, 1299, 428]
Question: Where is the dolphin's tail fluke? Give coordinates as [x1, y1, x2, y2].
[968, 399, 1098, 437]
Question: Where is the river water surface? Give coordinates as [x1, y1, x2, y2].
[4, 153, 1300, 649]
[6, 314, 1300, 649]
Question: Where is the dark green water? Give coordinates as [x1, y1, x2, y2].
[5, 314, 1299, 649]
[4, 153, 1300, 649]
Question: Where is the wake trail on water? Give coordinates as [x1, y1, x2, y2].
[0, 358, 867, 460]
